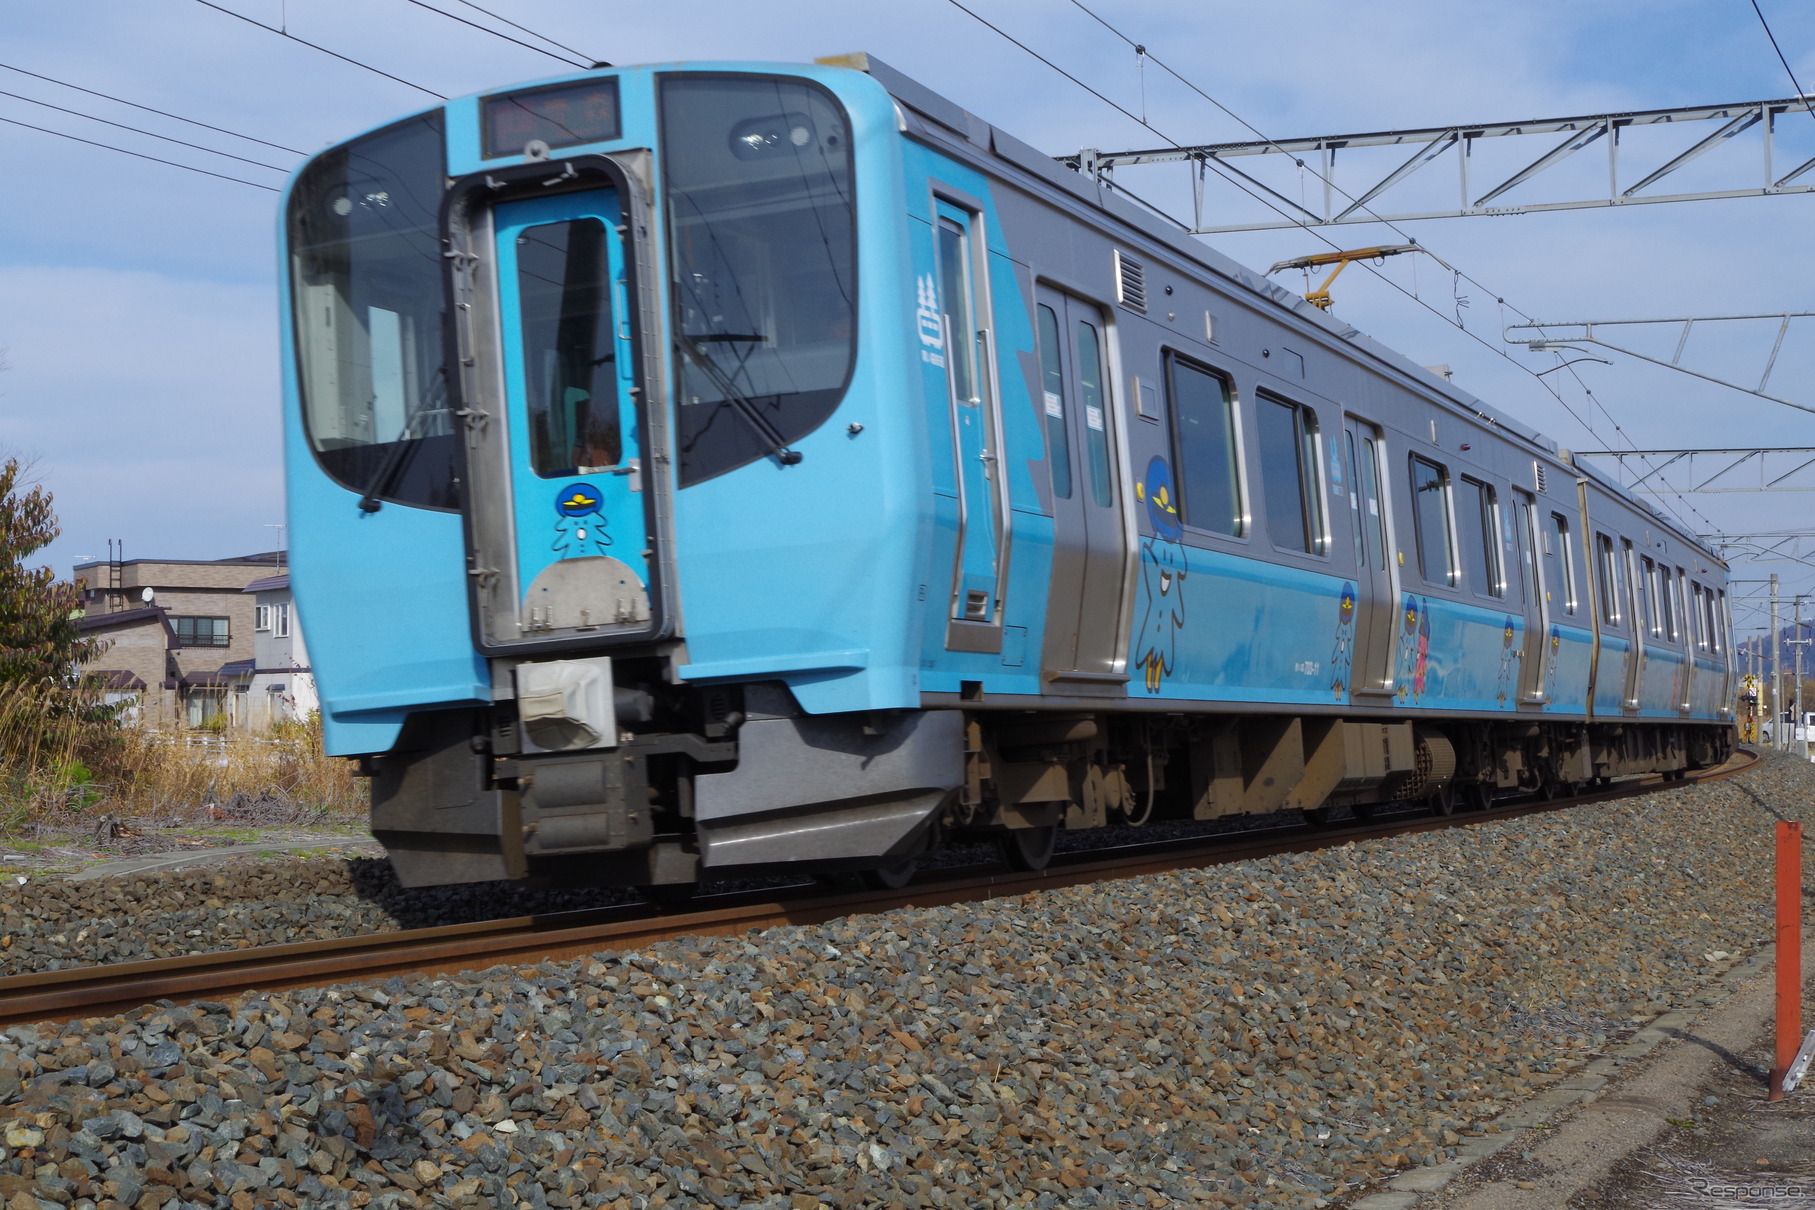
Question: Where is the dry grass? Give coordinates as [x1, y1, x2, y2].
[99, 722, 366, 822]
[0, 680, 363, 833]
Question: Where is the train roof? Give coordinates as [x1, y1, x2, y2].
[828, 53, 1724, 570]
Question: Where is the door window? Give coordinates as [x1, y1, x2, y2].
[938, 219, 980, 406]
[1076, 320, 1113, 508]
[1167, 354, 1241, 535]
[1036, 304, 1072, 500]
[515, 218, 623, 476]
[1357, 433, 1387, 570]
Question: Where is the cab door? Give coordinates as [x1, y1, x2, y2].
[1342, 417, 1397, 698]
[936, 203, 1008, 641]
[477, 188, 654, 649]
[1037, 287, 1128, 692]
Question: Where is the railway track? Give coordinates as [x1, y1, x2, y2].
[0, 749, 1759, 1029]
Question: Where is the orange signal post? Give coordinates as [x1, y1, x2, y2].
[1772, 820, 1805, 1101]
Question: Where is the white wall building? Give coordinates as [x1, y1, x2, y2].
[224, 573, 318, 730]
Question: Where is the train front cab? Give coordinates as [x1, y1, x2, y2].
[283, 63, 966, 888]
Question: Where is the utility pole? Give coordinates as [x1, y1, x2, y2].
[1797, 596, 1810, 760]
[1772, 575, 1783, 749]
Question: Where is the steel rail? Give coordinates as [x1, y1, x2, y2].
[0, 750, 1759, 1029]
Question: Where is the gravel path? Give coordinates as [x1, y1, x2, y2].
[0, 754, 1807, 1209]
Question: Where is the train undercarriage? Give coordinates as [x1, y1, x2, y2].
[365, 670, 1735, 891]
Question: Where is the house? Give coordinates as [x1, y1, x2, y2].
[72, 552, 305, 730]
[232, 573, 317, 730]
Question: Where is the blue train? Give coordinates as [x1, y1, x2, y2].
[281, 54, 1736, 890]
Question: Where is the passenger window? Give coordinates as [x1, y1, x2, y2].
[1167, 354, 1242, 536]
[1076, 320, 1112, 508]
[1674, 568, 1689, 643]
[1595, 533, 1622, 625]
[1036, 304, 1071, 500]
[1691, 583, 1707, 651]
[1549, 513, 1578, 615]
[1461, 478, 1504, 597]
[1715, 590, 1727, 654]
[1410, 455, 1456, 586]
[1639, 556, 1658, 636]
[1257, 395, 1325, 553]
[1640, 555, 1662, 638]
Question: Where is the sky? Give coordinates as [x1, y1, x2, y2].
[3, 0, 1815, 642]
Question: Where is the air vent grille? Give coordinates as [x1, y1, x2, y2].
[1534, 461, 1548, 493]
[1114, 250, 1147, 314]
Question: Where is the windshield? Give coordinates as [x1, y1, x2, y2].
[288, 111, 457, 509]
[660, 75, 856, 486]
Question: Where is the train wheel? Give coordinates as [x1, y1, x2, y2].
[860, 858, 919, 891]
[1470, 782, 1495, 812]
[1428, 784, 1457, 816]
[999, 825, 1058, 872]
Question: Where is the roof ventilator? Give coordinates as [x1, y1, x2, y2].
[1114, 250, 1147, 314]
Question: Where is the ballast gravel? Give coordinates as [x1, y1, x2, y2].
[0, 816, 1301, 976]
[0, 754, 1808, 1209]
[0, 858, 660, 975]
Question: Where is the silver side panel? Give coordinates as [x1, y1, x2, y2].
[695, 709, 964, 866]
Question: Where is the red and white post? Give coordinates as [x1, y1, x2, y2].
[1772, 820, 1807, 1100]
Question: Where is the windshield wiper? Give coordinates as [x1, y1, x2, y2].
[676, 333, 802, 466]
[358, 369, 448, 513]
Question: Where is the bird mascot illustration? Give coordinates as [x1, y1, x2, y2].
[551, 483, 613, 559]
[1330, 583, 1357, 697]
[1134, 455, 1187, 694]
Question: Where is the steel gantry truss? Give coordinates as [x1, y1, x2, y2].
[1063, 97, 1815, 233]
[1505, 313, 1815, 416]
[1697, 532, 1815, 565]
[1575, 449, 1815, 494]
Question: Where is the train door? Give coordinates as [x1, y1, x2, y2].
[1036, 287, 1128, 690]
[936, 203, 1009, 642]
[1511, 489, 1549, 704]
[1621, 538, 1645, 711]
[1342, 417, 1397, 698]
[473, 187, 657, 649]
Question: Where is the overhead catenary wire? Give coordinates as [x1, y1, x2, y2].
[1748, 0, 1815, 122]
[445, 0, 594, 61]
[944, 0, 1723, 540]
[0, 87, 288, 172]
[0, 61, 304, 155]
[1064, 2, 1742, 543]
[192, 0, 446, 99]
[0, 113, 278, 190]
[397, 0, 589, 67]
